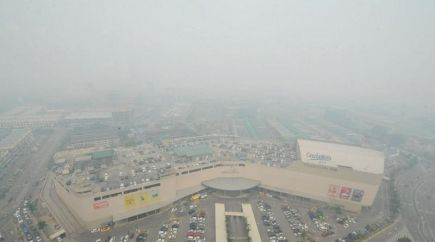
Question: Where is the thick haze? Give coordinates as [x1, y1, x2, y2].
[1, 0, 434, 108]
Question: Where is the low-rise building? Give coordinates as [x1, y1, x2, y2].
[0, 106, 63, 128]
[64, 112, 113, 127]
[52, 140, 384, 229]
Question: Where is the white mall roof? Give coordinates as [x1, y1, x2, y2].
[297, 139, 384, 174]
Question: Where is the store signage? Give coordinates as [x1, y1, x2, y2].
[306, 152, 331, 161]
[93, 200, 109, 209]
[328, 184, 364, 202]
[328, 184, 340, 197]
[339, 186, 352, 200]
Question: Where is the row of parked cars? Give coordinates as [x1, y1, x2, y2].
[15, 207, 32, 225]
[280, 205, 308, 237]
[312, 218, 334, 237]
[90, 225, 111, 233]
[95, 231, 148, 242]
[307, 208, 335, 237]
[257, 200, 288, 242]
[186, 209, 206, 242]
[156, 220, 180, 242]
[336, 216, 357, 229]
[15, 200, 43, 242]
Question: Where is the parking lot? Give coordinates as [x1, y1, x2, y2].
[76, 189, 381, 242]
[250, 192, 377, 242]
[81, 194, 212, 242]
[14, 200, 44, 242]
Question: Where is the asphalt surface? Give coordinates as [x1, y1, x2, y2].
[3, 129, 430, 242]
[227, 216, 250, 242]
[395, 163, 435, 242]
[0, 128, 67, 242]
[75, 210, 172, 242]
[62, 188, 396, 242]
[368, 158, 435, 242]
[367, 218, 415, 242]
[41, 172, 84, 235]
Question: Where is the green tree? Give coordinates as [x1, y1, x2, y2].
[38, 221, 47, 230]
[334, 205, 342, 215]
[397, 236, 412, 242]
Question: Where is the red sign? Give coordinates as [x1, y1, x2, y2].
[93, 201, 109, 209]
[339, 186, 352, 200]
[328, 185, 340, 197]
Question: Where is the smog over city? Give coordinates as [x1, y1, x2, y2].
[0, 1, 434, 242]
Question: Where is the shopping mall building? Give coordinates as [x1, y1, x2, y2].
[53, 139, 384, 228]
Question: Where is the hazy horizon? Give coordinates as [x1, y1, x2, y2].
[1, 0, 435, 110]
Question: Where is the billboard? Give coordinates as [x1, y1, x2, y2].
[93, 200, 109, 209]
[124, 191, 160, 209]
[339, 186, 352, 200]
[328, 185, 364, 202]
[306, 152, 332, 161]
[351, 189, 364, 202]
[328, 185, 340, 197]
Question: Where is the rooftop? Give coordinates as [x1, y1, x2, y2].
[91, 150, 114, 160]
[297, 139, 384, 174]
[0, 114, 62, 122]
[65, 112, 112, 120]
[202, 177, 260, 191]
[57, 145, 171, 193]
[173, 144, 213, 157]
[0, 106, 63, 122]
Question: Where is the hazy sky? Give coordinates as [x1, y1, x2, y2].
[1, 0, 434, 107]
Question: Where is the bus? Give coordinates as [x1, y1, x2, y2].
[191, 194, 200, 202]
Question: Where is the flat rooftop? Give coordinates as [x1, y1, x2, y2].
[0, 114, 62, 122]
[57, 145, 173, 193]
[0, 106, 63, 122]
[297, 139, 384, 174]
[173, 144, 213, 157]
[65, 112, 112, 120]
[202, 177, 260, 191]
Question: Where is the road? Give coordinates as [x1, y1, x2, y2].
[41, 173, 84, 235]
[366, 218, 415, 242]
[0, 128, 67, 242]
[396, 163, 435, 242]
[366, 159, 434, 242]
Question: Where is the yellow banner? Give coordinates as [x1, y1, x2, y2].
[124, 191, 160, 209]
